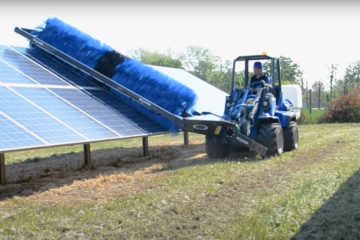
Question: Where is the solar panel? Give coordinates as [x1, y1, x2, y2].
[51, 88, 148, 137]
[0, 87, 85, 144]
[87, 90, 165, 133]
[15, 47, 97, 88]
[0, 61, 35, 85]
[0, 45, 167, 153]
[0, 46, 68, 86]
[0, 113, 44, 151]
[19, 47, 166, 133]
[14, 87, 118, 140]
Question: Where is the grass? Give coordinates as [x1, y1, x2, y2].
[1, 124, 360, 239]
[299, 108, 326, 124]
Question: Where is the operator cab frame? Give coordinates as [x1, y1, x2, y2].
[230, 55, 282, 103]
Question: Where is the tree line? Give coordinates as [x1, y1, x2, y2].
[131, 46, 303, 93]
[308, 62, 360, 108]
[132, 46, 360, 109]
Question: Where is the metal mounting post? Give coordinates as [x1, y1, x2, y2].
[84, 144, 91, 167]
[0, 153, 5, 184]
[183, 131, 189, 146]
[142, 137, 149, 157]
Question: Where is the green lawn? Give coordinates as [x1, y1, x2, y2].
[300, 108, 326, 124]
[1, 124, 360, 239]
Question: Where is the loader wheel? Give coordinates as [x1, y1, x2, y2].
[205, 136, 231, 159]
[284, 121, 299, 151]
[256, 123, 284, 157]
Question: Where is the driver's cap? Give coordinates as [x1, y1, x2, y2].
[254, 61, 262, 69]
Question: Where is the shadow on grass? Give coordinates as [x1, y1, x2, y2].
[293, 169, 360, 240]
[0, 143, 258, 201]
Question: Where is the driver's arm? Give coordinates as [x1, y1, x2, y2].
[262, 76, 273, 88]
[261, 80, 272, 88]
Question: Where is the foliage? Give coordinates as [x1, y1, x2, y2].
[180, 46, 233, 92]
[131, 48, 183, 68]
[131, 46, 303, 93]
[343, 61, 360, 94]
[298, 108, 326, 125]
[321, 87, 360, 123]
[331, 61, 360, 98]
[280, 56, 303, 85]
[263, 56, 303, 85]
[180, 45, 220, 80]
[309, 81, 327, 108]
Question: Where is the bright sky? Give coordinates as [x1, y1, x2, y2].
[1, 1, 360, 89]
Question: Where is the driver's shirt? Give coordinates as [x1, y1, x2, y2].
[250, 74, 271, 84]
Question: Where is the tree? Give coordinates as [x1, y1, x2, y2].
[180, 45, 233, 92]
[264, 56, 303, 85]
[328, 64, 338, 100]
[312, 81, 325, 108]
[211, 60, 233, 92]
[343, 61, 360, 95]
[280, 56, 303, 85]
[131, 49, 183, 68]
[180, 45, 221, 81]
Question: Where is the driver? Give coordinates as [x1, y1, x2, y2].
[250, 62, 272, 89]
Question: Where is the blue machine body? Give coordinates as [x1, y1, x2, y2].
[223, 55, 297, 142]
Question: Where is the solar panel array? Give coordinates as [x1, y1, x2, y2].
[0, 45, 167, 153]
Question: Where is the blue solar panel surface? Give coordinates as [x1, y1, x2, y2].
[0, 46, 67, 86]
[0, 87, 84, 144]
[0, 46, 167, 152]
[15, 47, 97, 88]
[0, 113, 44, 151]
[51, 88, 147, 137]
[14, 87, 117, 140]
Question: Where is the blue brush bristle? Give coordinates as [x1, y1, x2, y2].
[32, 18, 113, 68]
[33, 18, 198, 131]
[112, 58, 197, 130]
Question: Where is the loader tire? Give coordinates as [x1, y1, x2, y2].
[205, 136, 231, 159]
[284, 121, 299, 151]
[256, 123, 284, 157]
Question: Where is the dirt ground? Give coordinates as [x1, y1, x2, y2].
[0, 132, 344, 205]
[1, 125, 360, 239]
[0, 138, 215, 204]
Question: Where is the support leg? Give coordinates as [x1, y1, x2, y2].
[0, 153, 5, 185]
[142, 137, 149, 157]
[183, 131, 189, 146]
[84, 144, 91, 167]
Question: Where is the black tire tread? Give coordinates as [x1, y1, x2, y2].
[284, 121, 299, 151]
[256, 123, 284, 157]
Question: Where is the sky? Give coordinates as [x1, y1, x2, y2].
[1, 1, 360, 89]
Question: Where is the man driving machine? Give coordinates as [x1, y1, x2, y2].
[250, 61, 272, 89]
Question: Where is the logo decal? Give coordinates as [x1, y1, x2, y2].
[193, 124, 208, 131]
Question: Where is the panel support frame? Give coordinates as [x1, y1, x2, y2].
[142, 137, 149, 157]
[183, 131, 189, 146]
[83, 143, 91, 167]
[0, 153, 5, 185]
